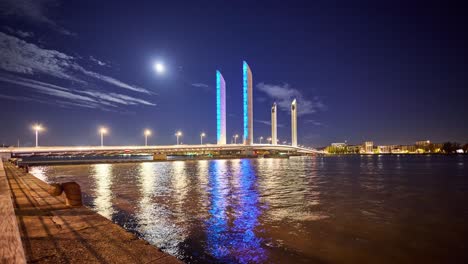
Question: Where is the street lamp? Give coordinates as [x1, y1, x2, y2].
[267, 137, 272, 144]
[175, 131, 182, 145]
[144, 129, 151, 146]
[99, 127, 108, 147]
[32, 124, 43, 147]
[259, 136, 263, 144]
[234, 134, 239, 144]
[200, 132, 206, 145]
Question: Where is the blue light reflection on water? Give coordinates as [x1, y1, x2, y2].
[232, 159, 266, 264]
[205, 159, 266, 263]
[206, 160, 230, 259]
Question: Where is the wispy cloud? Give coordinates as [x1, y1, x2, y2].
[0, 32, 156, 109]
[0, 32, 80, 81]
[257, 83, 326, 116]
[255, 119, 284, 127]
[191, 83, 209, 88]
[0, 0, 74, 35]
[0, 32, 151, 94]
[3, 26, 34, 38]
[89, 56, 107, 67]
[0, 75, 156, 110]
[304, 119, 325, 126]
[191, 83, 210, 92]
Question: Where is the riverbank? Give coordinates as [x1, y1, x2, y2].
[2, 160, 181, 263]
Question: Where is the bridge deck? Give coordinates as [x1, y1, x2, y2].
[1, 144, 320, 156]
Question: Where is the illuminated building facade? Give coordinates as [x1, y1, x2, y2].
[216, 71, 226, 145]
[243, 61, 253, 145]
[364, 141, 374, 153]
[271, 102, 277, 145]
[291, 99, 297, 147]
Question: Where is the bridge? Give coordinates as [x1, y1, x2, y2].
[0, 61, 325, 162]
[0, 144, 322, 163]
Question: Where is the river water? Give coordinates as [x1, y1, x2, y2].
[30, 155, 468, 263]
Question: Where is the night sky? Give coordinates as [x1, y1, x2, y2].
[0, 0, 466, 147]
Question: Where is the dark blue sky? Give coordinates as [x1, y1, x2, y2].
[0, 0, 466, 147]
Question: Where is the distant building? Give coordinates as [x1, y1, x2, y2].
[401, 145, 417, 153]
[364, 141, 374, 153]
[331, 143, 346, 147]
[347, 145, 362, 153]
[378, 145, 391, 153]
[416, 140, 431, 146]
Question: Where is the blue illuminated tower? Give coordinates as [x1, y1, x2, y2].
[243, 61, 253, 145]
[216, 71, 226, 145]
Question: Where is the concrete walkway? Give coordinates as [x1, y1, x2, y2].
[0, 159, 26, 263]
[3, 161, 181, 263]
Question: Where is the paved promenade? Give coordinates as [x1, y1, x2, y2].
[0, 159, 26, 263]
[3, 161, 181, 263]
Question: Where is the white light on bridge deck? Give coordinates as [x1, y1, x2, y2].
[200, 132, 206, 145]
[99, 127, 108, 147]
[32, 124, 44, 147]
[175, 131, 182, 145]
[144, 129, 152, 146]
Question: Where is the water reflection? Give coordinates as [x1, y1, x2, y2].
[92, 164, 114, 219]
[136, 162, 183, 256]
[232, 159, 266, 263]
[206, 160, 230, 260]
[29, 156, 468, 264]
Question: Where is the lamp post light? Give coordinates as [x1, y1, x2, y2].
[234, 134, 239, 144]
[99, 127, 108, 147]
[144, 129, 151, 146]
[200, 132, 206, 145]
[33, 124, 43, 147]
[259, 136, 263, 144]
[267, 137, 272, 144]
[175, 131, 182, 145]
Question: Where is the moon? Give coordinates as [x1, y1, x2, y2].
[153, 62, 165, 74]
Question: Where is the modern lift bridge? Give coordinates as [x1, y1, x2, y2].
[0, 61, 324, 161]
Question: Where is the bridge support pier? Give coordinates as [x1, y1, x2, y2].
[153, 153, 167, 161]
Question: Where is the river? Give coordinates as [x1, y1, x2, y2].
[30, 155, 468, 263]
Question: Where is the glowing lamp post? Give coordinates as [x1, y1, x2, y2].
[99, 127, 108, 147]
[200, 132, 206, 145]
[267, 137, 272, 144]
[259, 136, 263, 144]
[175, 131, 182, 145]
[234, 134, 239, 144]
[33, 124, 43, 147]
[144, 129, 151, 146]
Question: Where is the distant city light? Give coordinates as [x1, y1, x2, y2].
[153, 62, 165, 74]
